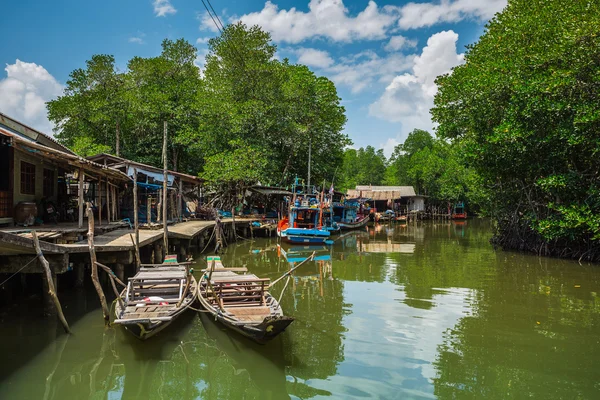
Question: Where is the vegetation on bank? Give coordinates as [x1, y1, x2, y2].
[432, 0, 600, 260]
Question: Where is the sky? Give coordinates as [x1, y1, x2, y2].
[0, 0, 507, 157]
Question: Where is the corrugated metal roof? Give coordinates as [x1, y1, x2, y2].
[87, 153, 203, 183]
[0, 112, 74, 155]
[355, 186, 416, 197]
[250, 186, 292, 196]
[0, 128, 130, 181]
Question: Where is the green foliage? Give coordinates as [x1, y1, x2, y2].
[338, 146, 387, 190]
[432, 0, 600, 252]
[70, 136, 111, 157]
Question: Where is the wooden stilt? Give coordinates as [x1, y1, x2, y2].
[106, 178, 111, 224]
[133, 168, 139, 269]
[147, 194, 152, 225]
[178, 179, 183, 221]
[98, 180, 102, 226]
[157, 189, 162, 224]
[33, 231, 71, 333]
[78, 168, 84, 229]
[75, 263, 85, 288]
[129, 233, 141, 270]
[86, 202, 110, 323]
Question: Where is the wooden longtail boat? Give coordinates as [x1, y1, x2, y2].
[114, 255, 197, 340]
[197, 256, 294, 344]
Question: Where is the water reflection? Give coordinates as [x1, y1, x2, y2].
[1, 220, 600, 399]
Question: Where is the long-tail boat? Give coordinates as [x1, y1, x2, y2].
[197, 256, 294, 344]
[114, 255, 197, 340]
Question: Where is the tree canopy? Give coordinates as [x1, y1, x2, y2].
[432, 0, 600, 259]
[47, 23, 348, 197]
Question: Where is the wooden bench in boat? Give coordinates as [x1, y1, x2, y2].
[207, 277, 271, 309]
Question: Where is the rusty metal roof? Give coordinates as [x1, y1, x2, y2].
[0, 128, 130, 182]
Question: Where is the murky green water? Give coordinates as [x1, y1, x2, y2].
[1, 219, 600, 399]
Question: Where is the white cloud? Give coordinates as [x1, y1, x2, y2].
[383, 35, 417, 52]
[196, 37, 211, 45]
[294, 48, 334, 68]
[128, 33, 146, 45]
[0, 60, 63, 134]
[398, 0, 507, 30]
[199, 12, 221, 33]
[369, 30, 464, 140]
[153, 0, 176, 17]
[382, 137, 400, 158]
[237, 0, 398, 44]
[327, 50, 415, 93]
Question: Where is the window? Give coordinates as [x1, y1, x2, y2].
[20, 161, 36, 195]
[43, 168, 54, 197]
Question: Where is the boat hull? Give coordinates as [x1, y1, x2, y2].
[198, 266, 294, 344]
[338, 216, 370, 230]
[114, 274, 197, 341]
[214, 313, 294, 344]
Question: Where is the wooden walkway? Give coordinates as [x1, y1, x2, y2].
[62, 229, 164, 253]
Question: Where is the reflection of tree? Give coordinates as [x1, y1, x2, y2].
[433, 253, 600, 399]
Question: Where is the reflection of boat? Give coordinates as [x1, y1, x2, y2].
[198, 312, 291, 399]
[279, 244, 331, 263]
[114, 256, 198, 340]
[198, 256, 294, 344]
[395, 215, 407, 223]
[376, 210, 395, 221]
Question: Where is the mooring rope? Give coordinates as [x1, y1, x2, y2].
[0, 256, 39, 287]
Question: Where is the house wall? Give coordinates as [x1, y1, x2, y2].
[408, 197, 425, 212]
[13, 150, 59, 205]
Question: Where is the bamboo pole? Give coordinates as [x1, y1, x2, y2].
[32, 231, 71, 334]
[162, 121, 169, 252]
[133, 168, 139, 267]
[86, 202, 110, 323]
[78, 168, 84, 228]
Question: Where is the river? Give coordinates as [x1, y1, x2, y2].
[1, 219, 599, 399]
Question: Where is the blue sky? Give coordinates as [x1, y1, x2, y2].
[0, 0, 507, 156]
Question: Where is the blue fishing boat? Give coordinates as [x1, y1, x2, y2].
[332, 197, 370, 230]
[277, 179, 333, 245]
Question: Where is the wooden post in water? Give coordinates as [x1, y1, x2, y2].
[162, 121, 169, 254]
[78, 168, 84, 228]
[33, 231, 71, 334]
[86, 202, 110, 323]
